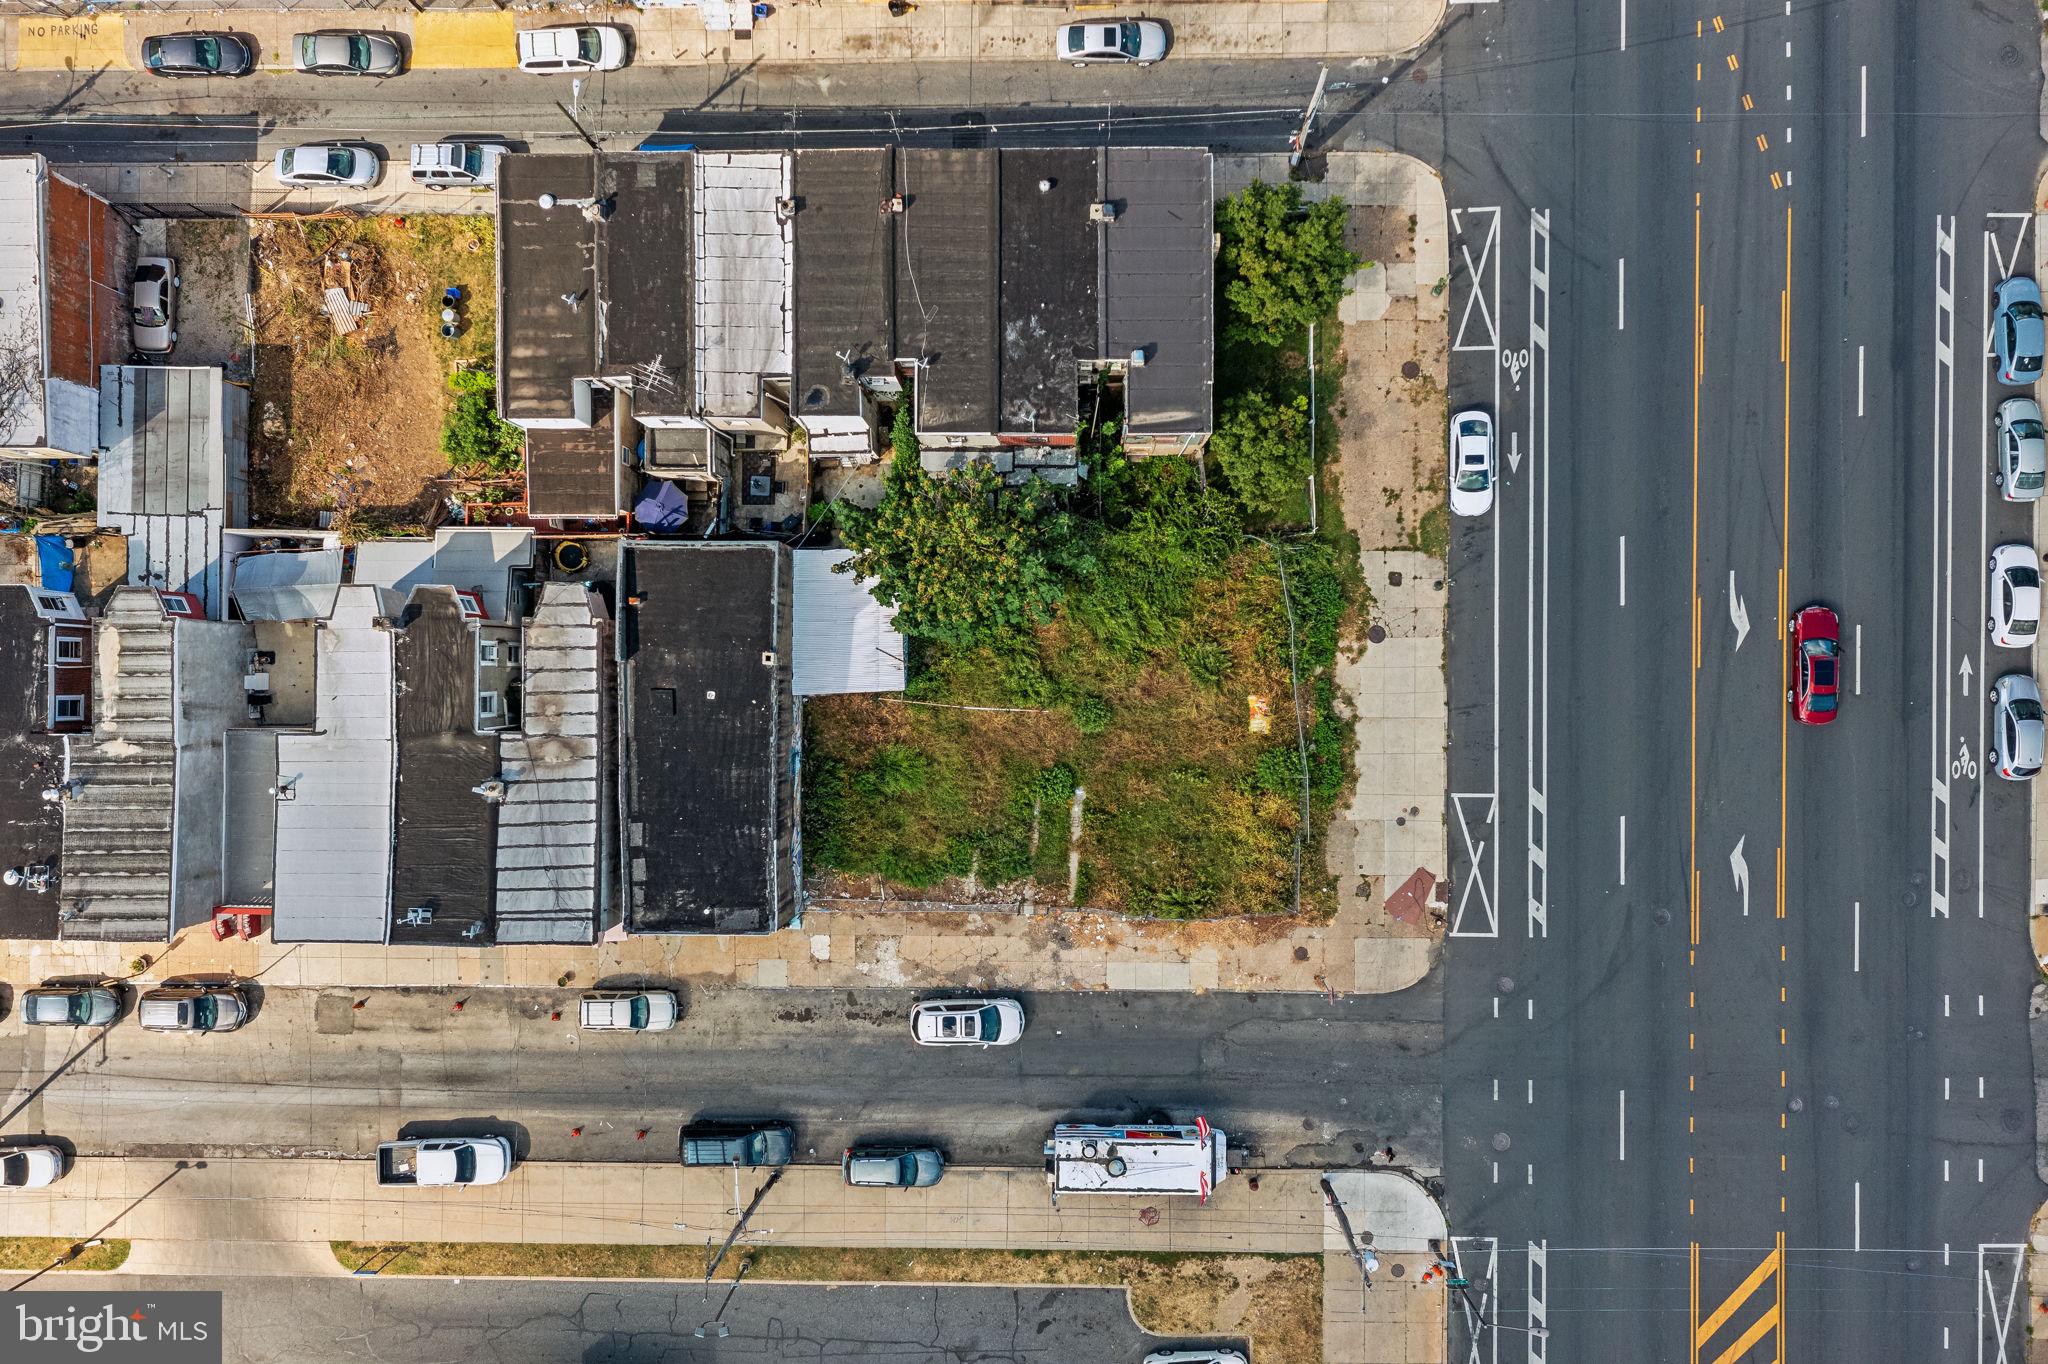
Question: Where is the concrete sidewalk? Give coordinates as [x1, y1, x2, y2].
[5, 0, 1444, 74]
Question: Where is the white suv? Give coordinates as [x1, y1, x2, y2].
[578, 990, 679, 1032]
[517, 25, 629, 72]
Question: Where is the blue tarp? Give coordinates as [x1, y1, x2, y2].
[633, 478, 691, 533]
[35, 535, 73, 592]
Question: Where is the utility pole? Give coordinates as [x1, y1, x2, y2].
[1290, 66, 1330, 169]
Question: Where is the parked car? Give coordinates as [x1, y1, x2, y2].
[1787, 604, 1841, 726]
[1995, 275, 2046, 385]
[274, 144, 380, 188]
[0, 1146, 65, 1190]
[1994, 396, 2047, 501]
[1990, 544, 2041, 649]
[516, 25, 630, 73]
[680, 1122, 796, 1167]
[142, 32, 252, 78]
[1448, 408, 1495, 516]
[910, 998, 1025, 1048]
[1993, 672, 2046, 781]
[1144, 1352, 1249, 1364]
[409, 141, 509, 190]
[1055, 18, 1169, 65]
[578, 990, 679, 1032]
[293, 30, 403, 77]
[139, 984, 249, 1033]
[376, 1136, 514, 1187]
[22, 985, 119, 1028]
[128, 257, 178, 355]
[842, 1145, 944, 1189]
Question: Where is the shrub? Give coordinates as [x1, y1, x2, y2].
[1070, 695, 1113, 735]
[441, 370, 524, 474]
[1211, 389, 1312, 515]
[852, 743, 929, 799]
[1215, 181, 1362, 346]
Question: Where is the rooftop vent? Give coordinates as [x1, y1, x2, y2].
[1089, 201, 1119, 223]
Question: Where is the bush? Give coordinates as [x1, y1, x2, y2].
[1066, 457, 1243, 660]
[1215, 181, 1362, 346]
[1033, 762, 1079, 805]
[1070, 695, 1113, 735]
[852, 744, 930, 799]
[441, 370, 524, 474]
[1211, 388, 1312, 515]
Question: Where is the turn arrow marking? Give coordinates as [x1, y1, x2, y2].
[1728, 572, 1750, 651]
[1730, 836, 1750, 917]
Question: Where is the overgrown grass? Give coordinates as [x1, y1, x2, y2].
[0, 1238, 131, 1272]
[331, 1243, 1320, 1364]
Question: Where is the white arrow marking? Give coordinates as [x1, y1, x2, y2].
[1730, 836, 1750, 917]
[1507, 431, 1522, 474]
[1960, 656, 1973, 697]
[1728, 572, 1750, 651]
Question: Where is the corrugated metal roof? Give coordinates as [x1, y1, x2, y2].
[353, 527, 535, 622]
[271, 585, 392, 942]
[792, 549, 905, 696]
[0, 157, 47, 447]
[231, 547, 344, 621]
[694, 152, 791, 418]
[96, 366, 227, 516]
[493, 582, 599, 944]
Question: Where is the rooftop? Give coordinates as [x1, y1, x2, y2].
[525, 395, 621, 519]
[0, 589, 65, 938]
[498, 154, 598, 424]
[353, 527, 535, 622]
[389, 588, 497, 946]
[97, 366, 248, 617]
[596, 153, 693, 389]
[693, 152, 791, 418]
[230, 546, 343, 622]
[791, 549, 906, 696]
[0, 157, 49, 448]
[1104, 147, 1214, 435]
[790, 149, 893, 420]
[620, 541, 792, 935]
[997, 149, 1098, 435]
[896, 149, 999, 434]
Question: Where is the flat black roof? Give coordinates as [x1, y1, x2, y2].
[620, 542, 789, 934]
[999, 148, 1099, 435]
[0, 590, 64, 939]
[499, 155, 599, 423]
[388, 589, 497, 946]
[1104, 147, 1214, 435]
[597, 154, 694, 389]
[791, 149, 894, 419]
[525, 395, 619, 519]
[896, 149, 998, 434]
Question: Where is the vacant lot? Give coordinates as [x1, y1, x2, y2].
[249, 215, 496, 531]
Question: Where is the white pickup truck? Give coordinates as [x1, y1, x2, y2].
[376, 1136, 514, 1187]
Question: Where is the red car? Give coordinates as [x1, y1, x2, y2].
[1789, 604, 1841, 724]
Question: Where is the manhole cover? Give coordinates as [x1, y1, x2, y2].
[1411, 66, 1429, 83]
[1294, 946, 1310, 961]
[2001, 43, 2022, 66]
[1401, 360, 1421, 379]
[1367, 624, 1388, 643]
[1391, 1263, 1407, 1278]
[1653, 908, 1672, 926]
[1491, 1132, 1512, 1151]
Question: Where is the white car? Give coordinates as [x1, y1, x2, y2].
[409, 141, 509, 190]
[274, 144, 380, 188]
[516, 25, 630, 73]
[1143, 1352, 1248, 1364]
[911, 998, 1025, 1047]
[1990, 544, 2041, 649]
[1056, 18, 1169, 65]
[578, 990, 679, 1032]
[0, 1146, 65, 1190]
[1448, 408, 1495, 516]
[129, 256, 178, 354]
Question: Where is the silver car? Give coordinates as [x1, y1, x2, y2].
[842, 1145, 945, 1188]
[1994, 397, 2046, 502]
[274, 144, 380, 188]
[1992, 672, 2045, 781]
[139, 984, 249, 1033]
[910, 997, 1025, 1047]
[22, 985, 119, 1028]
[293, 30, 403, 76]
[1448, 408, 1495, 516]
[1056, 18, 1169, 65]
[129, 257, 177, 355]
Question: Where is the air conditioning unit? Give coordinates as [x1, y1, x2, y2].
[1089, 201, 1119, 223]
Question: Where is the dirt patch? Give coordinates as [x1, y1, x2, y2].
[1348, 204, 1417, 267]
[331, 1244, 1319, 1364]
[249, 216, 497, 529]
[162, 218, 253, 380]
[1333, 292, 1450, 552]
[0, 1238, 131, 1272]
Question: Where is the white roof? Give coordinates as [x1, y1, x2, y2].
[1047, 1123, 1227, 1195]
[232, 547, 344, 621]
[0, 157, 47, 447]
[352, 527, 534, 621]
[272, 585, 393, 942]
[694, 152, 792, 418]
[493, 583, 600, 943]
[792, 549, 904, 695]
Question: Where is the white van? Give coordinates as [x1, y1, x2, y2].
[409, 141, 508, 190]
[516, 25, 629, 73]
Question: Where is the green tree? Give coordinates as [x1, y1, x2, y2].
[1210, 388, 1311, 514]
[835, 403, 1084, 647]
[1215, 181, 1361, 345]
[441, 369, 524, 473]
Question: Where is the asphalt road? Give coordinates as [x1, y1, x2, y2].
[1404, 0, 2048, 1360]
[0, 982, 1440, 1169]
[59, 1273, 1220, 1364]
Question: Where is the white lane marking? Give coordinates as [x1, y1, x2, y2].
[1945, 1076, 1952, 1100]
[1854, 1181, 1861, 1251]
[1979, 1159, 1985, 1182]
[1526, 998, 1533, 1020]
[1786, 126, 1792, 144]
[1980, 1076, 1986, 1098]
[1617, 1089, 1626, 1161]
[1492, 1162, 1499, 1182]
[1856, 624, 1863, 694]
[1945, 994, 1952, 1016]
[1982, 1243, 2027, 1364]
[1853, 900, 1861, 970]
[1861, 66, 1868, 137]
[1945, 1160, 1951, 1181]
[1858, 345, 1866, 416]
[1492, 996, 1499, 1018]
[1931, 216, 1955, 921]
[1526, 208, 1554, 942]
[1618, 256, 1626, 330]
[1619, 0, 1626, 50]
[1525, 1163, 1533, 1186]
[1526, 1079, 1534, 1104]
[1979, 994, 1986, 1015]
[1785, 84, 1792, 101]
[1784, 39, 1790, 57]
[1618, 814, 1627, 885]
[1451, 794, 1499, 937]
[1493, 1078, 1499, 1100]
[1619, 535, 1627, 605]
[1729, 571, 1751, 649]
[1730, 836, 1751, 916]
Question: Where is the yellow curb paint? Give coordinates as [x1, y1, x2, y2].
[15, 14, 129, 71]
[411, 12, 517, 70]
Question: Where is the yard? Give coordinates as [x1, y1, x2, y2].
[248, 215, 500, 533]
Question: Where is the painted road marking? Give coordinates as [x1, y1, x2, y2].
[1853, 900, 1861, 970]
[1618, 814, 1627, 885]
[1854, 1181, 1861, 1250]
[1858, 345, 1866, 416]
[1980, 1243, 2025, 1364]
[1618, 256, 1626, 330]
[1856, 623, 1863, 693]
[1450, 793, 1499, 938]
[1861, 65, 1868, 136]
[1694, 1237, 1783, 1364]
[15, 14, 129, 70]
[411, 12, 519, 68]
[1616, 1089, 1626, 1160]
[1619, 535, 1627, 605]
[1931, 215, 1955, 921]
[1619, 0, 1627, 50]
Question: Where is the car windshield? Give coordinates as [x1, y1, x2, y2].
[133, 303, 167, 327]
[1066, 28, 1083, 51]
[0, 1154, 21, 1186]
[1118, 22, 1142, 55]
[2012, 566, 2042, 589]
[2014, 420, 2045, 439]
[452, 1148, 477, 1182]
[192, 996, 217, 1029]
[325, 148, 353, 177]
[577, 28, 602, 61]
[1456, 469, 1489, 492]
[2012, 699, 2046, 723]
[2024, 354, 2046, 374]
[898, 1154, 921, 1184]
[347, 34, 370, 68]
[65, 994, 87, 1024]
[192, 37, 220, 68]
[462, 146, 485, 176]
[2016, 619, 2039, 636]
[2020, 470, 2046, 490]
[1809, 692, 1838, 713]
[977, 1005, 1003, 1039]
[1459, 419, 1487, 437]
[2011, 300, 2044, 320]
[629, 997, 649, 1028]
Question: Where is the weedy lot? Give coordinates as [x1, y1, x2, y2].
[249, 216, 497, 533]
